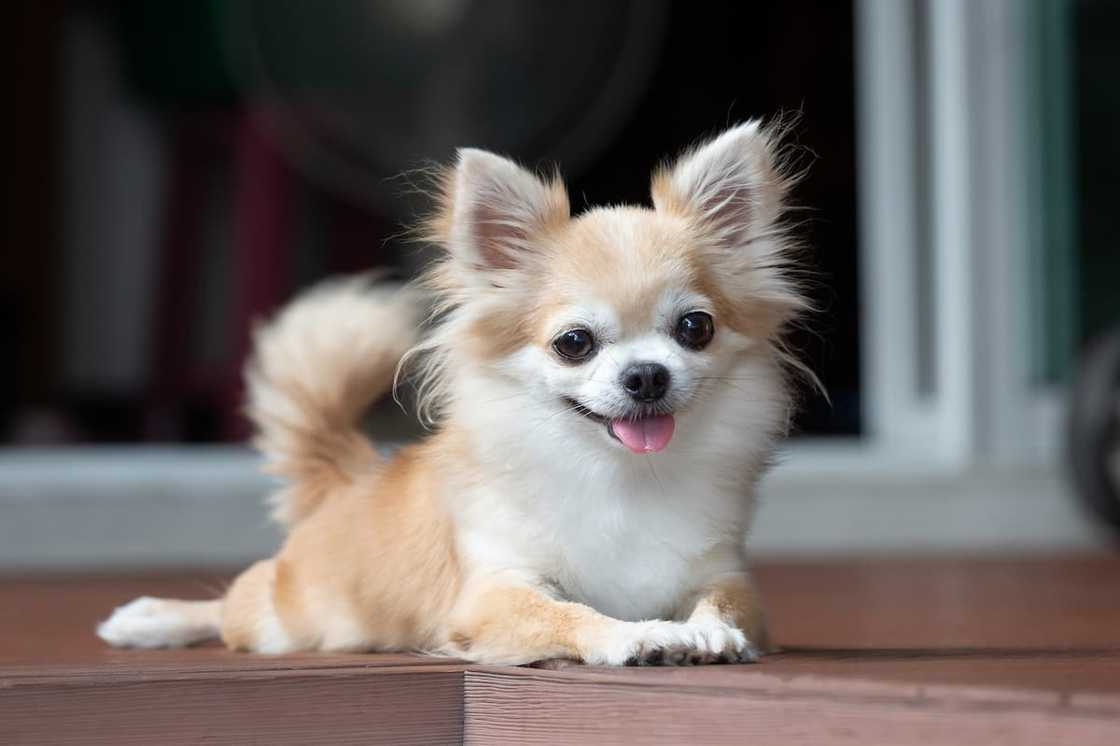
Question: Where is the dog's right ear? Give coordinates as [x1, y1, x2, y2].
[428, 149, 569, 275]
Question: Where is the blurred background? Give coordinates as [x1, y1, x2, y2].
[1, 0, 1118, 567]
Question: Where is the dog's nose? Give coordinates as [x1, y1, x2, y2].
[620, 363, 671, 402]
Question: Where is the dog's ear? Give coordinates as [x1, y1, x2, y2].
[651, 121, 805, 332]
[432, 149, 569, 274]
[651, 121, 787, 251]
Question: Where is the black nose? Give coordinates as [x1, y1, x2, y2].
[620, 363, 671, 402]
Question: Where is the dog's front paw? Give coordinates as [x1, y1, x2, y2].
[687, 619, 761, 665]
[582, 620, 759, 666]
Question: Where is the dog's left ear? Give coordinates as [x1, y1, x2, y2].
[651, 121, 787, 251]
[652, 121, 804, 330]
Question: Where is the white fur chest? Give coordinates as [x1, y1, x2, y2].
[448, 355, 782, 622]
[546, 473, 737, 621]
[453, 446, 755, 622]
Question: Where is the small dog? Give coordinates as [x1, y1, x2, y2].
[99, 121, 809, 665]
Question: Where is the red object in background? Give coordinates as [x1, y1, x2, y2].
[226, 110, 296, 440]
[145, 108, 391, 442]
[145, 112, 233, 442]
[146, 110, 295, 442]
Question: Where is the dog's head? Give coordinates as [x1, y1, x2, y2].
[417, 122, 807, 456]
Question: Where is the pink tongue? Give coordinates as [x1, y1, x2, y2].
[610, 415, 676, 453]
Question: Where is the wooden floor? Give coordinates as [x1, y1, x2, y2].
[3, 555, 1119, 744]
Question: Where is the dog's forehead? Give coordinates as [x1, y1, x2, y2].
[547, 208, 696, 330]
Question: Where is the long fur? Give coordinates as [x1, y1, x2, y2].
[244, 276, 421, 525]
[99, 121, 818, 667]
[408, 118, 811, 427]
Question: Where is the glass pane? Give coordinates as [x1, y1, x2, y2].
[1026, 0, 1120, 383]
[1074, 0, 1120, 347]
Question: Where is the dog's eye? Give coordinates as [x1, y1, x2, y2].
[675, 311, 714, 350]
[553, 329, 596, 361]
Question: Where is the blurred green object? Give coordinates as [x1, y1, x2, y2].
[1023, 0, 1078, 385]
[1025, 0, 1120, 383]
[114, 0, 238, 106]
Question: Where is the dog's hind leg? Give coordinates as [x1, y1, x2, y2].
[98, 559, 301, 654]
[218, 559, 301, 654]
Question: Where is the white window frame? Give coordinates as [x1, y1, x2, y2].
[782, 0, 1064, 476]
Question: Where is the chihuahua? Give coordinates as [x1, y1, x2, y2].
[99, 121, 808, 665]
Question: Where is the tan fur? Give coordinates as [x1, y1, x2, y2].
[652, 119, 808, 335]
[458, 200, 793, 357]
[691, 258, 786, 339]
[466, 308, 536, 361]
[101, 122, 807, 665]
[447, 584, 614, 665]
[687, 574, 774, 653]
[245, 277, 421, 525]
[420, 158, 569, 269]
[261, 439, 463, 653]
[220, 560, 280, 651]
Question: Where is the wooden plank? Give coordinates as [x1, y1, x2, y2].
[759, 555, 1120, 650]
[464, 667, 1120, 745]
[0, 647, 464, 681]
[527, 650, 1120, 696]
[3, 557, 1120, 744]
[1, 666, 464, 746]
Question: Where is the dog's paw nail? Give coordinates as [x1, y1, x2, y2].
[736, 643, 762, 663]
[666, 649, 688, 665]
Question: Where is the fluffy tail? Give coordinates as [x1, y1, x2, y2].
[245, 276, 422, 526]
[98, 596, 221, 648]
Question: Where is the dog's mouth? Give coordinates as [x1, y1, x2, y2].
[562, 397, 676, 454]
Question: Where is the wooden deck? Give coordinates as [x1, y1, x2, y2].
[3, 556, 1119, 744]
